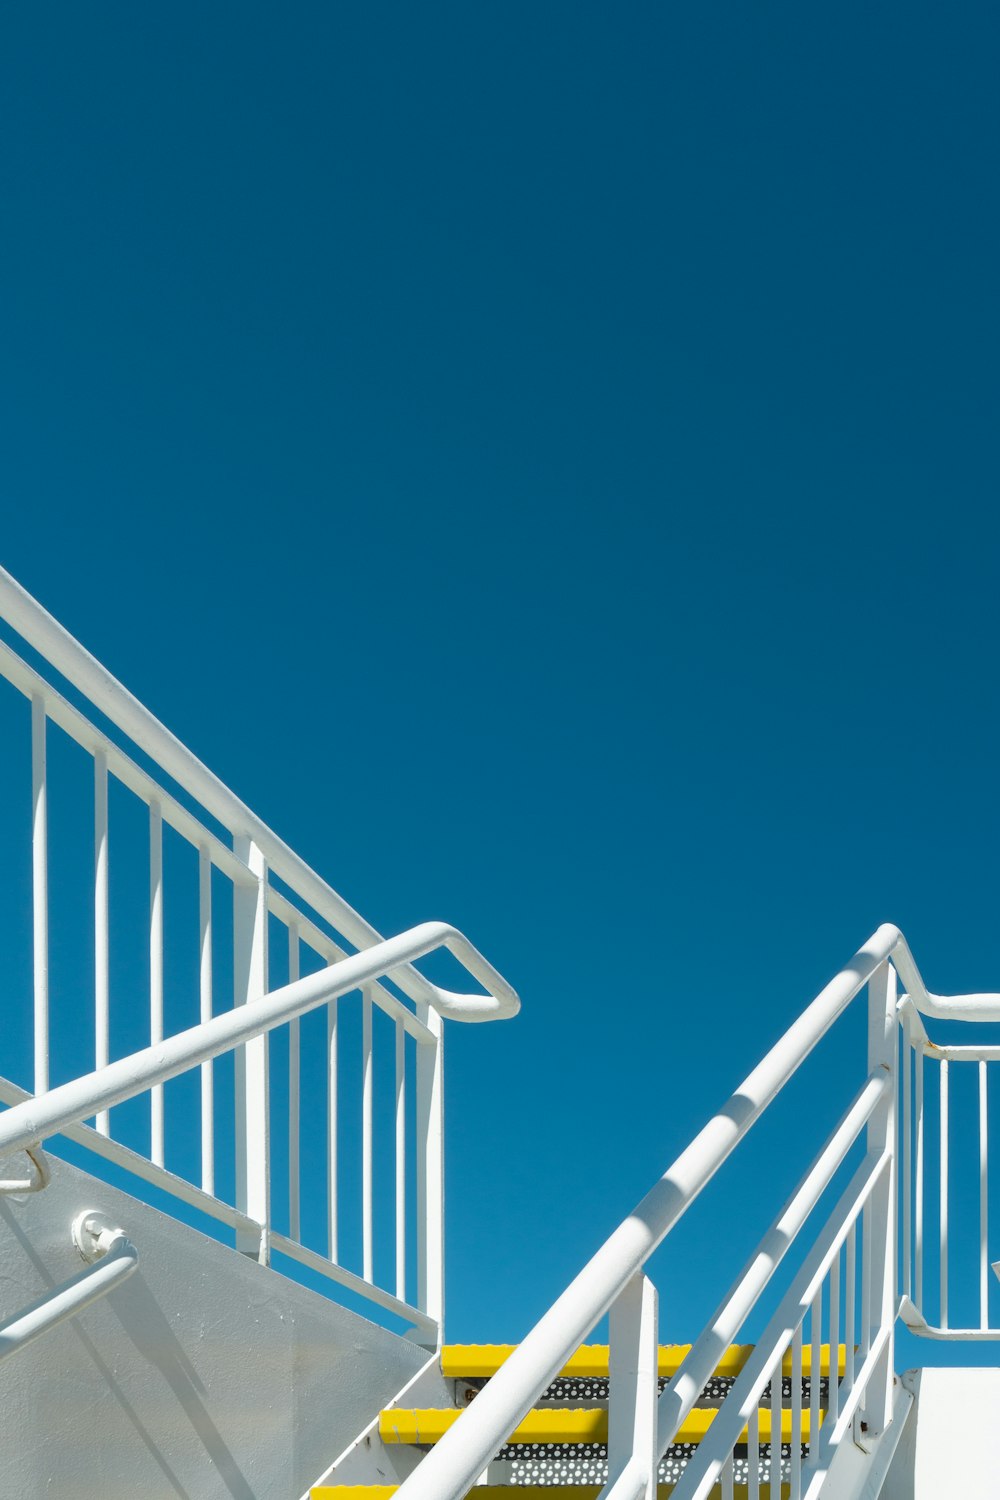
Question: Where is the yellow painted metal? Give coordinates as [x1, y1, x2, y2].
[379, 1405, 820, 1446]
[313, 1485, 792, 1499]
[440, 1343, 745, 1378]
[441, 1342, 846, 1379]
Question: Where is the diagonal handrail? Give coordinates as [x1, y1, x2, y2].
[390, 923, 1000, 1500]
[0, 566, 519, 1023]
[0, 1227, 138, 1364]
[0, 920, 514, 1161]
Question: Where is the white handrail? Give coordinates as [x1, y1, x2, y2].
[0, 1229, 138, 1364]
[0, 920, 509, 1160]
[673, 1149, 891, 1500]
[0, 566, 519, 1024]
[656, 1068, 888, 1455]
[392, 923, 992, 1500]
[0, 1145, 51, 1195]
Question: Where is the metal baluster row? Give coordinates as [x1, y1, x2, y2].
[281, 929, 425, 1311]
[901, 1027, 995, 1333]
[21, 668, 442, 1338]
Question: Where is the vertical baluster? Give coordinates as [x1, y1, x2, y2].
[149, 801, 164, 1167]
[844, 1221, 856, 1395]
[981, 1059, 989, 1331]
[915, 1047, 924, 1309]
[287, 925, 301, 1241]
[903, 1034, 912, 1297]
[721, 1451, 735, 1500]
[940, 1059, 949, 1328]
[828, 1255, 840, 1427]
[31, 693, 48, 1096]
[789, 1324, 803, 1500]
[233, 837, 270, 1262]
[416, 1005, 445, 1337]
[94, 750, 110, 1135]
[859, 1204, 871, 1365]
[770, 1350, 783, 1500]
[809, 1290, 821, 1471]
[747, 1405, 760, 1500]
[199, 846, 214, 1195]
[858, 960, 896, 1445]
[362, 987, 374, 1284]
[395, 1015, 406, 1302]
[328, 990, 339, 1262]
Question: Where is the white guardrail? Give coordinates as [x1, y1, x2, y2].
[0, 566, 519, 1346]
[391, 928, 1000, 1500]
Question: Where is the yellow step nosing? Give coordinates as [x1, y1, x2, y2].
[313, 1485, 792, 1499]
[379, 1404, 824, 1447]
[440, 1342, 847, 1379]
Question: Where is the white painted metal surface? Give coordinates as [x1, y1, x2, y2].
[0, 1155, 431, 1496]
[882, 1369, 1000, 1499]
[389, 930, 1000, 1500]
[0, 1210, 137, 1365]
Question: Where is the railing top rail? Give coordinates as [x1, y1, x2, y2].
[0, 567, 519, 1023]
[891, 934, 1000, 1022]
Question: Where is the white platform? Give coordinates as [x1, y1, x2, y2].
[883, 1367, 1000, 1499]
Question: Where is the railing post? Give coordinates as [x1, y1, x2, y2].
[607, 1271, 658, 1500]
[416, 1001, 444, 1344]
[31, 692, 49, 1097]
[857, 959, 896, 1447]
[233, 836, 270, 1262]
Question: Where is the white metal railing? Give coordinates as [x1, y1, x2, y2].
[897, 996, 1000, 1339]
[391, 928, 1000, 1500]
[0, 567, 520, 1345]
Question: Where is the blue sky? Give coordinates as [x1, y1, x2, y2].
[1, 2, 999, 1366]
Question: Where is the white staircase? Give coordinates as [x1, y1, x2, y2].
[0, 565, 995, 1498]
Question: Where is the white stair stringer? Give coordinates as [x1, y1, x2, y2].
[808, 1377, 915, 1500]
[302, 1353, 458, 1497]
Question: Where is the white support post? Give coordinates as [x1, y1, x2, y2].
[94, 749, 110, 1135]
[31, 693, 48, 1097]
[288, 924, 300, 1242]
[362, 986, 374, 1284]
[199, 846, 214, 1196]
[856, 959, 896, 1447]
[607, 1272, 658, 1500]
[233, 837, 270, 1262]
[149, 801, 164, 1167]
[416, 1001, 444, 1344]
[395, 1015, 406, 1303]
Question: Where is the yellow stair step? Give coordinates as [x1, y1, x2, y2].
[380, 1404, 821, 1446]
[441, 1343, 846, 1379]
[313, 1486, 792, 1498]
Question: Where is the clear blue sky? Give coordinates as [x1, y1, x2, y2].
[1, 3, 998, 1364]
